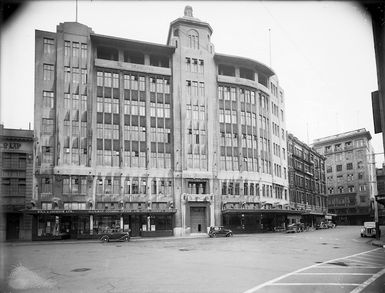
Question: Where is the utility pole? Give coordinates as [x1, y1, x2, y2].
[268, 28, 271, 67]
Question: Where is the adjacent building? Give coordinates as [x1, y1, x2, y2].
[0, 125, 34, 241]
[287, 133, 327, 227]
[376, 166, 385, 224]
[313, 129, 377, 225]
[31, 6, 290, 240]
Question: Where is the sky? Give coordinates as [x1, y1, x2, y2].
[1, 1, 383, 166]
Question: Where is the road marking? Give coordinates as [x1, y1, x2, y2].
[352, 254, 385, 261]
[269, 283, 360, 286]
[312, 266, 381, 269]
[350, 267, 385, 293]
[295, 273, 373, 275]
[242, 248, 382, 293]
[346, 258, 385, 266]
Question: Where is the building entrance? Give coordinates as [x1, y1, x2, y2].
[190, 207, 207, 233]
[6, 213, 20, 240]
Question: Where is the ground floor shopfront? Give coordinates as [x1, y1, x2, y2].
[222, 209, 330, 233]
[28, 210, 176, 240]
[2, 206, 32, 241]
[24, 207, 330, 240]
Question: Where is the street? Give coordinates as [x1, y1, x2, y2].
[1, 226, 384, 293]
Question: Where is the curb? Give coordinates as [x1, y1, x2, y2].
[371, 240, 385, 248]
[2, 234, 209, 247]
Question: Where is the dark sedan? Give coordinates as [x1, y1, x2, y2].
[99, 228, 130, 242]
[208, 226, 233, 237]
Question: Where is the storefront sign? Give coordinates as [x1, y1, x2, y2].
[3, 142, 22, 150]
[37, 210, 74, 214]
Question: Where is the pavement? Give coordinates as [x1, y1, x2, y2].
[370, 234, 385, 248]
[2, 232, 210, 246]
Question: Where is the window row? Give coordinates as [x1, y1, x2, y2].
[64, 41, 87, 59]
[186, 80, 205, 97]
[185, 57, 204, 73]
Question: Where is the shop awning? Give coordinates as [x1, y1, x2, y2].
[222, 208, 304, 215]
[22, 209, 177, 215]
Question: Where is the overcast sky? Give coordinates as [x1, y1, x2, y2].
[1, 1, 383, 166]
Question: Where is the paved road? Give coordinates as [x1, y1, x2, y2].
[0, 226, 383, 293]
[243, 247, 385, 293]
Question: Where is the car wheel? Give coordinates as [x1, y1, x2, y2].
[124, 236, 130, 242]
[212, 233, 217, 237]
[227, 233, 233, 237]
[102, 236, 109, 242]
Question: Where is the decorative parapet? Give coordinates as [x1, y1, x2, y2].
[182, 193, 214, 202]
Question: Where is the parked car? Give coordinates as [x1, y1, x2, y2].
[286, 223, 304, 233]
[99, 228, 130, 242]
[208, 226, 233, 237]
[326, 221, 336, 228]
[316, 222, 329, 230]
[360, 222, 380, 238]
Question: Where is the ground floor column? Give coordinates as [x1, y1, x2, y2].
[210, 199, 215, 229]
[90, 215, 93, 235]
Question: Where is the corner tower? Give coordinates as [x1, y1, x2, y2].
[168, 7, 218, 235]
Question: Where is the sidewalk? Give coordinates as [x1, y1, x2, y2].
[2, 233, 209, 247]
[371, 233, 385, 248]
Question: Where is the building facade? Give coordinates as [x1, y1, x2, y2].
[287, 133, 327, 227]
[313, 129, 377, 225]
[376, 166, 385, 224]
[31, 6, 290, 240]
[0, 125, 34, 241]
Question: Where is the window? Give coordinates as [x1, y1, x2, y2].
[346, 163, 353, 170]
[43, 64, 54, 81]
[81, 43, 87, 59]
[326, 166, 332, 173]
[188, 30, 199, 49]
[41, 178, 52, 193]
[72, 42, 79, 57]
[43, 38, 54, 54]
[65, 41, 71, 56]
[336, 165, 342, 172]
[43, 91, 54, 108]
[359, 184, 367, 191]
[42, 118, 54, 134]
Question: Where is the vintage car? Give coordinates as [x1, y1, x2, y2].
[286, 223, 304, 233]
[99, 228, 130, 242]
[360, 222, 379, 238]
[208, 226, 233, 237]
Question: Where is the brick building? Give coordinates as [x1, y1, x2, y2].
[31, 6, 290, 240]
[287, 133, 327, 227]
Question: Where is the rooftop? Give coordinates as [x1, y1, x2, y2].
[312, 128, 372, 145]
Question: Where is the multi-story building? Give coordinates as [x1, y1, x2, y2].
[376, 166, 385, 224]
[0, 125, 34, 241]
[31, 6, 289, 240]
[287, 133, 327, 227]
[313, 129, 377, 225]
